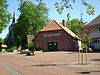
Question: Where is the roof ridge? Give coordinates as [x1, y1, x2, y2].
[87, 15, 100, 26]
[55, 20, 80, 39]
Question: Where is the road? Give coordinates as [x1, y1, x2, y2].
[0, 51, 100, 75]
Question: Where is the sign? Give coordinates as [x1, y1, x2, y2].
[27, 35, 34, 44]
[43, 33, 61, 38]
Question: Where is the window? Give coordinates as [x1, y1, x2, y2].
[54, 43, 57, 45]
[99, 27, 100, 31]
[94, 40, 97, 43]
[98, 40, 99, 43]
[49, 43, 51, 46]
[94, 39, 100, 43]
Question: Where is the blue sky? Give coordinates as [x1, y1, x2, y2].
[0, 0, 100, 39]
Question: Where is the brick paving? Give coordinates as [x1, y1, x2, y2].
[0, 51, 100, 75]
[0, 65, 13, 75]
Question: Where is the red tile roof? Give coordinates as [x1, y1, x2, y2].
[41, 20, 62, 31]
[41, 20, 80, 39]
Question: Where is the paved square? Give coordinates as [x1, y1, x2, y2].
[0, 51, 100, 75]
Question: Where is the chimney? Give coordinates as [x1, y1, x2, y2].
[62, 20, 66, 27]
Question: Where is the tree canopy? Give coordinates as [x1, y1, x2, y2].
[66, 18, 91, 47]
[18, 0, 96, 15]
[0, 38, 4, 44]
[0, 0, 11, 33]
[35, 0, 95, 15]
[13, 1, 49, 46]
[15, 1, 49, 36]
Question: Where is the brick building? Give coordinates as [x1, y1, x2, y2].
[33, 20, 81, 52]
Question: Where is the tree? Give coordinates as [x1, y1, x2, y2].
[14, 1, 49, 46]
[15, 1, 49, 35]
[66, 18, 91, 48]
[35, 0, 95, 15]
[0, 0, 11, 33]
[0, 38, 4, 44]
[18, 0, 96, 15]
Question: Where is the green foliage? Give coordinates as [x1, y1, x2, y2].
[55, 1, 73, 15]
[83, 2, 95, 15]
[66, 18, 85, 34]
[0, 42, 2, 52]
[3, 35, 8, 44]
[15, 0, 49, 36]
[54, 0, 95, 15]
[13, 1, 49, 47]
[0, 49, 2, 52]
[0, 38, 4, 44]
[18, 0, 96, 15]
[66, 18, 91, 47]
[6, 47, 14, 52]
[21, 0, 98, 15]
[28, 43, 35, 52]
[82, 34, 91, 46]
[0, 0, 11, 33]
[6, 46, 17, 52]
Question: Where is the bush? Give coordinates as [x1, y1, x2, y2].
[28, 44, 35, 53]
[0, 48, 2, 52]
[6, 47, 16, 52]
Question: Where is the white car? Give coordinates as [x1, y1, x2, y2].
[20, 49, 29, 54]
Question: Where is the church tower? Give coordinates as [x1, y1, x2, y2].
[7, 12, 16, 46]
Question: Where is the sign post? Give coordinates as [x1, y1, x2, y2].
[78, 49, 84, 65]
[78, 49, 80, 64]
[81, 49, 84, 64]
[78, 47, 88, 65]
[85, 48, 88, 64]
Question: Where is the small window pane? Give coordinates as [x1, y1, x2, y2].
[54, 43, 56, 45]
[99, 27, 100, 31]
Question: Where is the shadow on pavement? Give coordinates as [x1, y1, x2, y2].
[28, 63, 70, 67]
[91, 59, 100, 61]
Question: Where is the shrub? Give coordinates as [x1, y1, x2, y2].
[0, 48, 2, 52]
[6, 47, 16, 52]
[28, 44, 35, 53]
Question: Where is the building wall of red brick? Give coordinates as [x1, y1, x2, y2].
[33, 29, 76, 51]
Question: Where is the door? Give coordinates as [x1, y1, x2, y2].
[47, 42, 58, 51]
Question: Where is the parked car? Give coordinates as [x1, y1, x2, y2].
[20, 49, 29, 54]
[82, 47, 93, 53]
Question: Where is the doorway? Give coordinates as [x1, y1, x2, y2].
[47, 42, 58, 51]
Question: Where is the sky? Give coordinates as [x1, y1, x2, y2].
[0, 0, 100, 39]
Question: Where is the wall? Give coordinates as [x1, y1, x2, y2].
[88, 24, 100, 38]
[34, 29, 76, 51]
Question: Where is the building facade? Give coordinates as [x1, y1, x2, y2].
[33, 20, 81, 52]
[85, 15, 100, 50]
